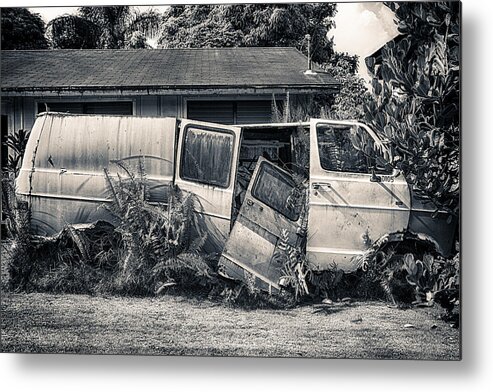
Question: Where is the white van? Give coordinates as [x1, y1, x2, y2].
[16, 112, 457, 290]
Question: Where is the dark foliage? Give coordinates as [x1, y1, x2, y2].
[47, 15, 101, 49]
[323, 53, 371, 120]
[1, 8, 48, 50]
[78, 6, 133, 49]
[158, 4, 336, 63]
[364, 1, 460, 214]
[2, 128, 30, 177]
[46, 6, 162, 49]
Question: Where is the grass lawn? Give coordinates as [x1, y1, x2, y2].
[1, 292, 460, 359]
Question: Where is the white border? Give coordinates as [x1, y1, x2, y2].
[1, 1, 492, 392]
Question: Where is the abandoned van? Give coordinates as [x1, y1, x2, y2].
[16, 112, 457, 292]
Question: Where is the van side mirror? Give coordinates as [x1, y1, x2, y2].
[370, 167, 382, 183]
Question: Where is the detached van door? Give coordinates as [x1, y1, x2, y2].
[307, 119, 411, 272]
[218, 157, 302, 293]
[175, 119, 242, 253]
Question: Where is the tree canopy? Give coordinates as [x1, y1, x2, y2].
[47, 14, 101, 49]
[157, 3, 368, 120]
[158, 4, 336, 64]
[1, 8, 49, 50]
[47, 6, 161, 49]
[323, 53, 370, 120]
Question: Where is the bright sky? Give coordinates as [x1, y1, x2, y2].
[28, 5, 169, 23]
[331, 3, 398, 61]
[23, 1, 398, 79]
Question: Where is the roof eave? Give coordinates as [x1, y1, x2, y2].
[1, 84, 341, 97]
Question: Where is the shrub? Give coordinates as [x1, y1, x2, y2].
[364, 2, 460, 216]
[1, 178, 32, 291]
[360, 2, 460, 319]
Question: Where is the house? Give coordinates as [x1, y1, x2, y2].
[0, 47, 340, 168]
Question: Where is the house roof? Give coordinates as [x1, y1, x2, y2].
[1, 47, 340, 95]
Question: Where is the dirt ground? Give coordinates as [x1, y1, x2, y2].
[0, 292, 460, 359]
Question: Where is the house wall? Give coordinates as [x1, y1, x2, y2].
[1, 92, 305, 136]
[1, 95, 183, 133]
[0, 91, 316, 175]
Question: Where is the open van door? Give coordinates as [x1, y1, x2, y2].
[174, 119, 242, 253]
[307, 119, 411, 272]
[218, 157, 303, 293]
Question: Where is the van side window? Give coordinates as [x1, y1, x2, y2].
[252, 162, 300, 221]
[180, 126, 234, 188]
[316, 124, 392, 174]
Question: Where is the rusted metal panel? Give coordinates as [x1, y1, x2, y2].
[24, 195, 117, 237]
[307, 119, 411, 272]
[16, 112, 177, 235]
[218, 158, 302, 292]
[408, 194, 457, 256]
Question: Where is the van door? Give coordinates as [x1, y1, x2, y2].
[307, 119, 411, 272]
[218, 157, 303, 293]
[174, 119, 242, 253]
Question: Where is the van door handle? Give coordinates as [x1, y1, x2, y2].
[312, 182, 331, 190]
[395, 200, 404, 206]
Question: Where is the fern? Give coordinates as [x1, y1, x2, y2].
[102, 160, 213, 295]
[277, 228, 309, 301]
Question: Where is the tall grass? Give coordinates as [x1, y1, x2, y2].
[5, 160, 217, 296]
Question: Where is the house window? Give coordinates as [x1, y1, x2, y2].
[187, 100, 280, 125]
[37, 101, 133, 115]
[180, 126, 234, 188]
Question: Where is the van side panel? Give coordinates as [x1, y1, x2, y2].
[408, 193, 457, 256]
[16, 113, 177, 235]
[16, 113, 52, 197]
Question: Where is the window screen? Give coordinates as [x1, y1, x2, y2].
[252, 162, 300, 221]
[187, 101, 235, 125]
[316, 124, 392, 174]
[180, 127, 234, 188]
[187, 100, 280, 125]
